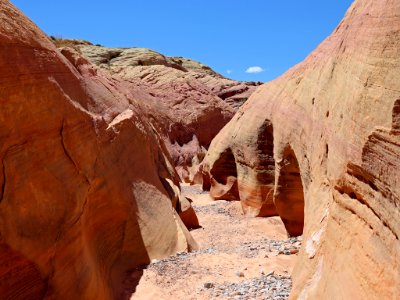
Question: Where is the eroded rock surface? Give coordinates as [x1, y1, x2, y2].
[73, 44, 261, 110]
[0, 1, 197, 299]
[201, 0, 400, 298]
[52, 39, 261, 181]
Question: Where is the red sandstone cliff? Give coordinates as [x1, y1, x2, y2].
[201, 0, 400, 298]
[0, 1, 197, 299]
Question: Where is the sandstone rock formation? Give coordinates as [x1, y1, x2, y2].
[0, 1, 197, 299]
[201, 0, 400, 298]
[52, 39, 261, 181]
[72, 44, 261, 110]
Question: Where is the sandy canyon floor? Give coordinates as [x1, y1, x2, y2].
[131, 184, 301, 300]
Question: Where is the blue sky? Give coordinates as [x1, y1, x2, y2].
[11, 1, 353, 82]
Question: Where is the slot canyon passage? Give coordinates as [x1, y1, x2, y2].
[0, 0, 399, 299]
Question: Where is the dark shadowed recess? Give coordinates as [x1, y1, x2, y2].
[274, 145, 305, 237]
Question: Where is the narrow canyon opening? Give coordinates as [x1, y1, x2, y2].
[274, 145, 305, 237]
[2, 0, 399, 299]
[132, 183, 300, 299]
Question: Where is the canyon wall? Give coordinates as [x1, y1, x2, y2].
[54, 41, 261, 182]
[201, 0, 400, 298]
[0, 1, 197, 299]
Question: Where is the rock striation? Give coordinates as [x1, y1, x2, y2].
[71, 43, 261, 110]
[0, 1, 197, 299]
[53, 40, 261, 182]
[201, 0, 400, 298]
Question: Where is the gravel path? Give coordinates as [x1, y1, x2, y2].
[202, 273, 292, 300]
[132, 185, 301, 300]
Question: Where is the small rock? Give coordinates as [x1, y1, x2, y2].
[235, 271, 245, 277]
[266, 270, 275, 277]
[204, 282, 214, 289]
[290, 248, 299, 254]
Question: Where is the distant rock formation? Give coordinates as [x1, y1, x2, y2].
[0, 1, 197, 299]
[200, 0, 400, 298]
[59, 41, 261, 110]
[52, 38, 261, 181]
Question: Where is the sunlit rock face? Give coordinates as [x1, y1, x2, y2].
[53, 40, 262, 182]
[201, 0, 400, 298]
[0, 1, 197, 299]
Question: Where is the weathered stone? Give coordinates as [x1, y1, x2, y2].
[58, 42, 261, 182]
[201, 0, 400, 298]
[0, 1, 197, 299]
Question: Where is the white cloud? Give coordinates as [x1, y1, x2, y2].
[226, 69, 233, 74]
[245, 66, 264, 74]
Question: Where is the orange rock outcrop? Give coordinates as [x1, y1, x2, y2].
[58, 42, 260, 182]
[0, 1, 197, 299]
[201, 0, 400, 298]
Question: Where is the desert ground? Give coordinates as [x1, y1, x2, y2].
[132, 184, 301, 300]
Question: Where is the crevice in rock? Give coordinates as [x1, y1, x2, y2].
[107, 50, 123, 62]
[0, 161, 5, 203]
[70, 193, 90, 228]
[210, 148, 239, 200]
[274, 145, 305, 237]
[43, 122, 94, 297]
[335, 187, 398, 240]
[59, 119, 92, 226]
[210, 148, 237, 186]
[335, 167, 399, 241]
[59, 120, 90, 185]
[217, 86, 249, 100]
[330, 62, 337, 79]
[347, 165, 379, 193]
